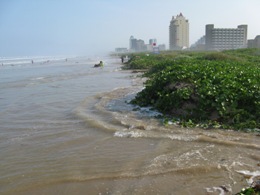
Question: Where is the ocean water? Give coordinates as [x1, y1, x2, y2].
[0, 56, 259, 195]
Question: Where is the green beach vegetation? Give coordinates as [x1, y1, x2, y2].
[236, 186, 260, 195]
[124, 48, 260, 131]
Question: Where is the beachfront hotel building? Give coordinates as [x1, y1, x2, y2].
[169, 13, 189, 50]
[205, 24, 248, 50]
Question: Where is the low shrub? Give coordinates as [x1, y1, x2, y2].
[129, 49, 260, 130]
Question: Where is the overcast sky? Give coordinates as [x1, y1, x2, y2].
[1, 0, 260, 57]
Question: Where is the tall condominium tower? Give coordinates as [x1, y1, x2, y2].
[169, 13, 189, 50]
[129, 35, 135, 50]
[129, 36, 146, 52]
[149, 38, 157, 46]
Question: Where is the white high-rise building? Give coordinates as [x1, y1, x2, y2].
[169, 13, 189, 50]
[205, 24, 248, 50]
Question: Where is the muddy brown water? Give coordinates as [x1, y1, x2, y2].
[0, 57, 259, 195]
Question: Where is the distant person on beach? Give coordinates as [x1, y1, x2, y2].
[94, 61, 104, 68]
[121, 56, 124, 63]
[31, 60, 34, 64]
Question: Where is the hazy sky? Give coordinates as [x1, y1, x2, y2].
[1, 0, 260, 57]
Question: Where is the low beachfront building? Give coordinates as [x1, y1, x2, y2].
[115, 48, 128, 53]
[248, 35, 260, 48]
[190, 35, 206, 50]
